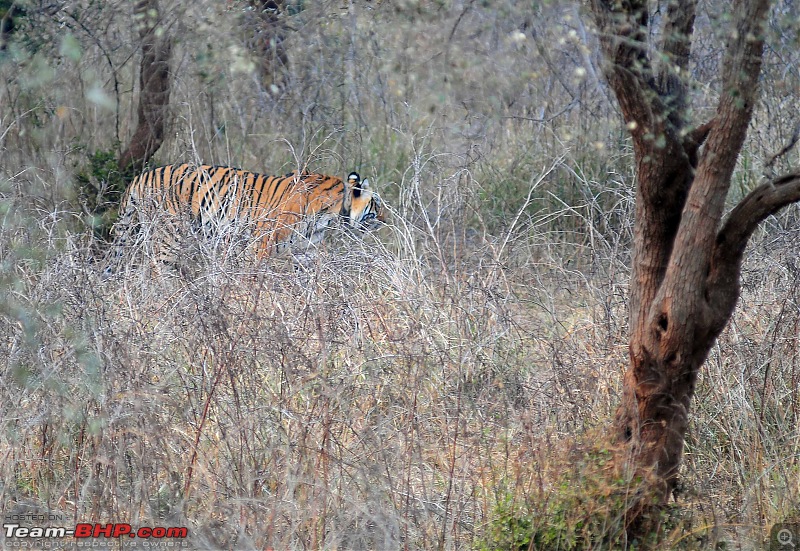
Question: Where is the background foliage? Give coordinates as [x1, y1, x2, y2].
[1, 0, 799, 548]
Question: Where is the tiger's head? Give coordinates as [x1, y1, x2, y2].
[342, 171, 386, 230]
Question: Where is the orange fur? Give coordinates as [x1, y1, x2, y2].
[111, 164, 385, 264]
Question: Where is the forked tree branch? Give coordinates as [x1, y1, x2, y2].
[601, 0, 782, 534]
[665, 0, 769, 280]
[590, 0, 707, 337]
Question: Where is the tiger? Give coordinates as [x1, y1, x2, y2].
[107, 164, 386, 272]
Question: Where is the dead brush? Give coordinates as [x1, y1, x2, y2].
[0, 158, 560, 549]
[3, 138, 799, 549]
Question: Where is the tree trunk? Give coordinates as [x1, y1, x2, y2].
[589, 0, 800, 535]
[118, 0, 172, 174]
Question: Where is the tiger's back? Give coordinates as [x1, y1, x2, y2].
[109, 164, 385, 270]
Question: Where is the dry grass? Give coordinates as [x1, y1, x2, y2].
[1, 1, 799, 549]
[0, 184, 601, 549]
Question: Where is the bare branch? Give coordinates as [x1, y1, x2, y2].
[715, 172, 800, 264]
[590, 0, 707, 340]
[707, 172, 800, 330]
[764, 120, 800, 175]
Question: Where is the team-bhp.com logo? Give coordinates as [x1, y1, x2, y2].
[3, 520, 188, 548]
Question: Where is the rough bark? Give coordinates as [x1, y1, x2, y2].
[589, 0, 799, 536]
[118, 0, 172, 174]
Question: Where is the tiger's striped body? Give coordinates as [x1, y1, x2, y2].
[109, 164, 385, 269]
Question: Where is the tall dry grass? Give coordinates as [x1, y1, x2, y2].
[0, 0, 799, 549]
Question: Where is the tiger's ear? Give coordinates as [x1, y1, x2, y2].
[348, 172, 362, 198]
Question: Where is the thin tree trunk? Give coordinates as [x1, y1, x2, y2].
[119, 0, 172, 174]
